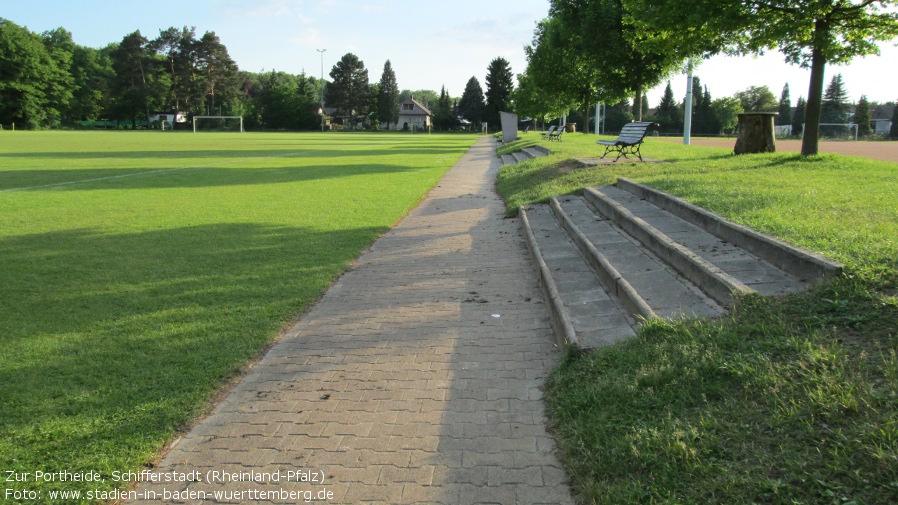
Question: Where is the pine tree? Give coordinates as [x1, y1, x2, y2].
[484, 57, 514, 130]
[434, 85, 454, 131]
[654, 81, 681, 133]
[376, 60, 399, 129]
[821, 74, 850, 123]
[778, 83, 792, 126]
[457, 76, 485, 127]
[696, 85, 716, 135]
[792, 96, 807, 137]
[690, 76, 703, 134]
[854, 95, 872, 138]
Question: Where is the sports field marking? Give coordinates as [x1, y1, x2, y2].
[0, 151, 308, 193]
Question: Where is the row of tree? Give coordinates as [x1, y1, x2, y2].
[515, 0, 898, 155]
[640, 74, 896, 138]
[325, 53, 514, 131]
[0, 17, 518, 132]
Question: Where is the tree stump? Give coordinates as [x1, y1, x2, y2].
[734, 112, 778, 154]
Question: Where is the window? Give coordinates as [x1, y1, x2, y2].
[402, 103, 414, 111]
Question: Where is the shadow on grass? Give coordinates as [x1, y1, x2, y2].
[1, 163, 424, 191]
[0, 146, 468, 160]
[0, 222, 384, 478]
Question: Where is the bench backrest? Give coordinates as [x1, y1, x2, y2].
[616, 122, 658, 143]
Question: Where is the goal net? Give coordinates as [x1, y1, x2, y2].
[192, 116, 244, 133]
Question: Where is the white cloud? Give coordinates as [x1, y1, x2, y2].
[217, 0, 313, 22]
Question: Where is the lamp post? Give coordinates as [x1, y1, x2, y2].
[317, 48, 326, 132]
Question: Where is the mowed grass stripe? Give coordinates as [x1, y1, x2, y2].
[0, 131, 478, 498]
[0, 150, 311, 193]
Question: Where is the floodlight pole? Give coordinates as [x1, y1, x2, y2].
[683, 59, 695, 145]
[317, 49, 326, 132]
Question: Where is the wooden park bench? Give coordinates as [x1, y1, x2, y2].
[596, 121, 659, 161]
[540, 125, 557, 139]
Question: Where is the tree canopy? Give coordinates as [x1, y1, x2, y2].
[376, 60, 399, 128]
[328, 52, 370, 128]
[457, 76, 485, 127]
[622, 0, 898, 155]
[484, 57, 514, 129]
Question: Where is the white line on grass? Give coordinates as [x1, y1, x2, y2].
[0, 151, 309, 193]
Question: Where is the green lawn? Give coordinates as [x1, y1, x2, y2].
[0, 130, 477, 500]
[498, 133, 898, 504]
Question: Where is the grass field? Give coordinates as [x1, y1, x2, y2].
[498, 133, 898, 504]
[0, 130, 477, 499]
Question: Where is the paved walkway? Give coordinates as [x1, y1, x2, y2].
[133, 137, 574, 504]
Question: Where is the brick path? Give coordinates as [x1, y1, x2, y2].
[131, 137, 574, 504]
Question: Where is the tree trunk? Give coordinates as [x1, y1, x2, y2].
[582, 102, 590, 135]
[634, 85, 643, 121]
[734, 113, 777, 154]
[802, 20, 828, 156]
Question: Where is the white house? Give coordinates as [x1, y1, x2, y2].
[394, 98, 432, 131]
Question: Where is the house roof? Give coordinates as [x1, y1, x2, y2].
[399, 97, 432, 116]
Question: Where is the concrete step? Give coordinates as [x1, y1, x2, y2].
[521, 205, 636, 349]
[615, 178, 843, 283]
[498, 145, 551, 165]
[511, 151, 533, 163]
[587, 185, 811, 300]
[521, 179, 840, 350]
[522, 147, 544, 159]
[552, 196, 723, 320]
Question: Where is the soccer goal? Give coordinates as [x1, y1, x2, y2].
[805, 122, 858, 140]
[192, 115, 244, 133]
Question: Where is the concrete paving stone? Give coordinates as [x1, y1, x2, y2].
[127, 137, 571, 504]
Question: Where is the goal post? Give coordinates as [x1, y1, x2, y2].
[192, 115, 244, 133]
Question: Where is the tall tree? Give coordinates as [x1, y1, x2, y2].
[108, 30, 166, 123]
[0, 19, 72, 128]
[328, 53, 369, 128]
[196, 31, 238, 115]
[376, 60, 399, 129]
[853, 95, 872, 137]
[624, 0, 898, 155]
[689, 76, 704, 133]
[484, 56, 514, 129]
[550, 0, 685, 121]
[734, 85, 778, 112]
[696, 85, 717, 135]
[777, 83, 792, 126]
[524, 17, 604, 133]
[792, 96, 807, 137]
[434, 85, 454, 131]
[458, 76, 486, 127]
[39, 27, 76, 127]
[711, 97, 743, 134]
[654, 81, 681, 132]
[821, 73, 850, 123]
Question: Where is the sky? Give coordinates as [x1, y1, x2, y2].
[5, 0, 897, 108]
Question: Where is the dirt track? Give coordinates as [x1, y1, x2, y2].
[657, 137, 898, 163]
